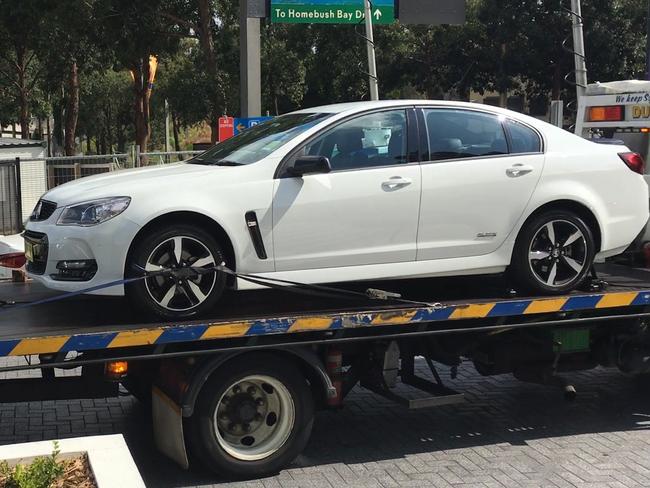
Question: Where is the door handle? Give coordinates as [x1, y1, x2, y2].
[382, 176, 412, 191]
[506, 164, 534, 178]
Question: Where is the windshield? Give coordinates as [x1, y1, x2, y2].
[189, 113, 331, 166]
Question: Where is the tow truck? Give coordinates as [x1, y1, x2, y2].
[2, 263, 650, 478]
[575, 80, 650, 250]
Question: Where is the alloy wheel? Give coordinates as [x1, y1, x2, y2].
[144, 235, 217, 311]
[528, 219, 588, 288]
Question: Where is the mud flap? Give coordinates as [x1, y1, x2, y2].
[152, 386, 189, 469]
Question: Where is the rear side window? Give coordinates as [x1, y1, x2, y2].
[506, 119, 542, 154]
[423, 109, 508, 161]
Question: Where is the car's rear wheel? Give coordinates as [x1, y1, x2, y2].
[511, 210, 595, 294]
[126, 225, 226, 319]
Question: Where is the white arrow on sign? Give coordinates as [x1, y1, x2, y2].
[373, 8, 382, 20]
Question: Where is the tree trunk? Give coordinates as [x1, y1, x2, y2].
[86, 134, 92, 154]
[46, 115, 51, 157]
[64, 61, 80, 156]
[197, 0, 221, 144]
[552, 62, 562, 101]
[132, 58, 152, 159]
[15, 47, 30, 139]
[172, 114, 181, 152]
[116, 124, 126, 153]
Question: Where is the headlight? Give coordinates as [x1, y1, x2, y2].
[57, 197, 131, 226]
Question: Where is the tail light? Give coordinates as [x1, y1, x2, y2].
[0, 252, 26, 269]
[619, 152, 645, 175]
[589, 106, 624, 122]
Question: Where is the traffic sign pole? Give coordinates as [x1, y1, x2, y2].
[364, 0, 379, 100]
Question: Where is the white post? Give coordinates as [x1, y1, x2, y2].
[164, 99, 171, 163]
[570, 0, 588, 100]
[164, 99, 170, 153]
[364, 0, 379, 101]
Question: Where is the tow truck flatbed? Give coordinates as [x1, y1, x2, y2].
[3, 263, 650, 477]
[1, 263, 649, 359]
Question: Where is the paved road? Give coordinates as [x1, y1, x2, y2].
[1, 357, 650, 487]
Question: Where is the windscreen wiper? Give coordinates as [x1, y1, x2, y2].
[214, 160, 244, 166]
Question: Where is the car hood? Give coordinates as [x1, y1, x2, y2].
[43, 162, 235, 206]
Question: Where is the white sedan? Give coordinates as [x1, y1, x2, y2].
[24, 100, 649, 318]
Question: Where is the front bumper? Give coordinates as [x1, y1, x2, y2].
[24, 212, 142, 296]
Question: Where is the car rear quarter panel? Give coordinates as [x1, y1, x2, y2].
[524, 133, 648, 254]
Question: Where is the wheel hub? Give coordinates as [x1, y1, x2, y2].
[143, 235, 217, 311]
[528, 219, 588, 288]
[213, 376, 295, 461]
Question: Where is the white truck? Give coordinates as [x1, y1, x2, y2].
[575, 80, 650, 248]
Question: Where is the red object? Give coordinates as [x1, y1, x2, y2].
[618, 152, 645, 175]
[588, 105, 624, 122]
[325, 347, 343, 407]
[643, 242, 650, 269]
[0, 252, 26, 269]
[218, 116, 234, 142]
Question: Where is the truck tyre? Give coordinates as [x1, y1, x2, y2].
[187, 353, 314, 479]
[126, 224, 227, 319]
[511, 210, 595, 294]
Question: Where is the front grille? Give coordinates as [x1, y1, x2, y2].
[29, 199, 57, 222]
[23, 230, 48, 275]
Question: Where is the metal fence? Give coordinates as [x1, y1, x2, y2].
[19, 149, 204, 190]
[0, 158, 22, 235]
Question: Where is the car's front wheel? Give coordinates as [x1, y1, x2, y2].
[511, 210, 595, 295]
[126, 224, 226, 319]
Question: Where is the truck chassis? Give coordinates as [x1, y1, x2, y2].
[2, 263, 650, 478]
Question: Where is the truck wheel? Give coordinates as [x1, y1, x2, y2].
[126, 225, 226, 319]
[188, 353, 314, 479]
[511, 210, 595, 294]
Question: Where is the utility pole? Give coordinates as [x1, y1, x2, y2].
[570, 0, 588, 99]
[240, 0, 262, 117]
[364, 0, 379, 101]
[646, 0, 650, 80]
[164, 99, 171, 155]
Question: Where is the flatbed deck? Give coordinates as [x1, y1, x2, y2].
[1, 263, 650, 360]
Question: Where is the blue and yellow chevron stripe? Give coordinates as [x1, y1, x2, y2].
[2, 290, 649, 358]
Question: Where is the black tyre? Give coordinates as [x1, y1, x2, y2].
[187, 353, 314, 479]
[511, 210, 595, 294]
[126, 224, 226, 319]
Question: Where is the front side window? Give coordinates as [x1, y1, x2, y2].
[302, 110, 408, 171]
[189, 113, 331, 166]
[506, 119, 542, 154]
[424, 109, 508, 161]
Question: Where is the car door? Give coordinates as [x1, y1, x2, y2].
[272, 108, 422, 272]
[416, 107, 545, 261]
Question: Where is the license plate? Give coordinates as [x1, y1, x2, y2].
[24, 240, 35, 262]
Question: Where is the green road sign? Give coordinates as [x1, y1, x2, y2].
[271, 0, 395, 24]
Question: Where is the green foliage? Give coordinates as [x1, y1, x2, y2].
[0, 442, 66, 488]
[0, 0, 649, 149]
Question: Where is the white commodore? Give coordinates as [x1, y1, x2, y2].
[24, 100, 649, 318]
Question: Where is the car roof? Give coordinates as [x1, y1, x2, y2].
[291, 99, 513, 115]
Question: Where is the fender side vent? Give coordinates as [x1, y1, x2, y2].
[245, 211, 268, 260]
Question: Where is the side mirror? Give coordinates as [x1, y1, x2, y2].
[287, 155, 331, 177]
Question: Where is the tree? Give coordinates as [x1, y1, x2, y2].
[262, 24, 309, 114]
[95, 0, 185, 152]
[41, 0, 98, 154]
[0, 0, 51, 137]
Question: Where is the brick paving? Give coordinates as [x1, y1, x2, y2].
[0, 357, 650, 487]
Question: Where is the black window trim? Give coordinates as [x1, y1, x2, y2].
[275, 106, 420, 179]
[416, 105, 545, 165]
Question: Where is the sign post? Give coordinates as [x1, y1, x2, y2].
[234, 116, 273, 135]
[364, 0, 379, 100]
[218, 116, 235, 141]
[270, 0, 395, 25]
